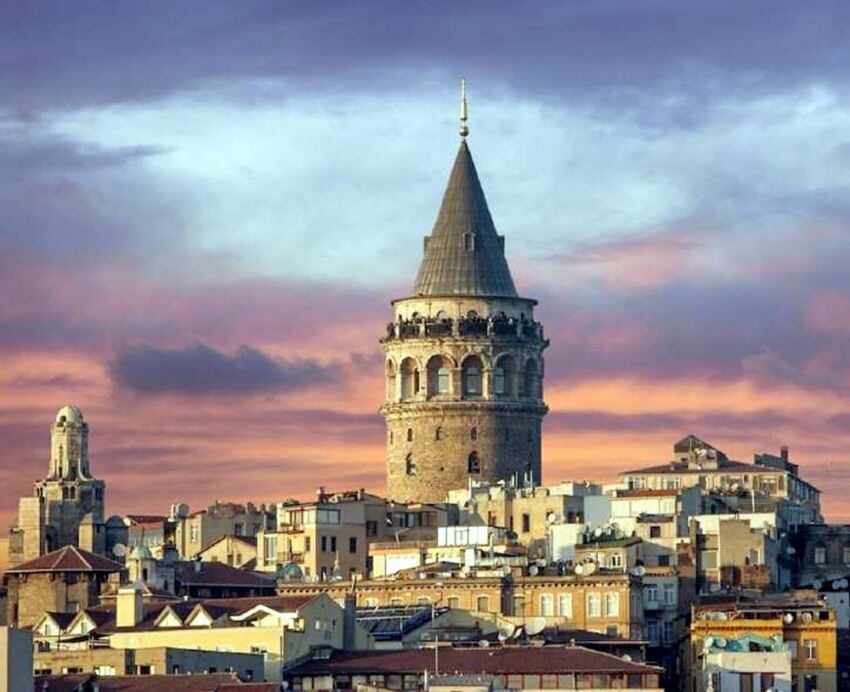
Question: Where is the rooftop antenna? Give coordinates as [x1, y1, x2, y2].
[460, 78, 469, 138]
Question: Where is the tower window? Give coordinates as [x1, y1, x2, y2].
[463, 233, 475, 252]
[406, 454, 417, 476]
[470, 427, 477, 441]
[435, 427, 445, 441]
[462, 356, 483, 397]
[468, 452, 480, 474]
[407, 428, 413, 442]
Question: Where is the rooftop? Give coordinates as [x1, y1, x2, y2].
[8, 545, 123, 574]
[285, 645, 662, 676]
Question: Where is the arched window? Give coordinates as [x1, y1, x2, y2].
[435, 427, 445, 441]
[427, 355, 453, 397]
[406, 454, 417, 476]
[493, 355, 517, 396]
[523, 359, 539, 399]
[386, 361, 397, 402]
[462, 355, 484, 398]
[470, 427, 477, 441]
[468, 452, 480, 473]
[407, 428, 414, 442]
[400, 358, 418, 401]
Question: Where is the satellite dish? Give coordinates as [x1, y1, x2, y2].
[547, 513, 557, 524]
[783, 613, 794, 624]
[529, 565, 539, 576]
[525, 617, 546, 636]
[582, 561, 597, 576]
[630, 566, 646, 578]
[497, 624, 516, 642]
[813, 579, 823, 590]
[714, 636, 727, 648]
[704, 636, 714, 649]
[537, 559, 548, 568]
[112, 543, 127, 558]
[478, 639, 490, 648]
[842, 579, 849, 588]
[621, 654, 632, 662]
[833, 580, 842, 590]
[574, 564, 585, 576]
[715, 612, 728, 621]
[802, 612, 813, 623]
[786, 547, 796, 555]
[594, 527, 603, 538]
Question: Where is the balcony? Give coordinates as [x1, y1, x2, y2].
[383, 314, 544, 342]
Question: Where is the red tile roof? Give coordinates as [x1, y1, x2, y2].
[175, 561, 275, 588]
[620, 459, 777, 476]
[8, 545, 123, 574]
[286, 645, 663, 676]
[35, 674, 245, 692]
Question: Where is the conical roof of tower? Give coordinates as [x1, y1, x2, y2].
[413, 140, 518, 297]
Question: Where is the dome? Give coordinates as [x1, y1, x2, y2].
[56, 404, 83, 425]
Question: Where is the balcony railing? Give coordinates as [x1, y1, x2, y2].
[383, 315, 544, 342]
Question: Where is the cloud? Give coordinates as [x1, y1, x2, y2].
[109, 342, 336, 395]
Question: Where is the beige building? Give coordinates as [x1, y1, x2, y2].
[4, 544, 123, 628]
[380, 108, 548, 504]
[448, 481, 585, 557]
[197, 535, 257, 569]
[620, 436, 822, 527]
[257, 490, 455, 580]
[173, 501, 271, 559]
[277, 571, 644, 639]
[31, 586, 373, 682]
[7, 405, 106, 569]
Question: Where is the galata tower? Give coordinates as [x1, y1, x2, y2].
[381, 83, 548, 503]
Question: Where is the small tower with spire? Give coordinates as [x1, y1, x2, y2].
[380, 82, 549, 503]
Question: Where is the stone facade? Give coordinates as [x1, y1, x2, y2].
[7, 405, 106, 568]
[381, 140, 548, 503]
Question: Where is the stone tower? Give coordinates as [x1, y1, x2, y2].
[381, 90, 548, 503]
[8, 404, 106, 567]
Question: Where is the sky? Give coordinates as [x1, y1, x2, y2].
[3, 1, 850, 525]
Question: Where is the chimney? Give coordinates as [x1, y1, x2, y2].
[317, 486, 326, 502]
[116, 585, 143, 627]
[342, 591, 357, 651]
[780, 446, 789, 462]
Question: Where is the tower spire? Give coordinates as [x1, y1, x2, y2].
[460, 78, 469, 138]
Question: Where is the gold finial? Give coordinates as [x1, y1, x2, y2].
[460, 77, 469, 138]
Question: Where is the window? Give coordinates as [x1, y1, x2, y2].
[522, 514, 531, 533]
[645, 585, 658, 604]
[649, 525, 662, 538]
[610, 553, 622, 568]
[467, 452, 480, 474]
[407, 428, 414, 442]
[366, 521, 377, 537]
[558, 593, 572, 618]
[804, 675, 818, 692]
[663, 583, 675, 605]
[437, 367, 451, 394]
[349, 537, 357, 554]
[463, 232, 475, 251]
[470, 427, 477, 441]
[447, 596, 460, 608]
[493, 368, 505, 394]
[760, 673, 774, 691]
[658, 554, 670, 567]
[662, 620, 675, 643]
[814, 546, 826, 564]
[605, 593, 619, 617]
[587, 594, 601, 618]
[137, 666, 154, 675]
[804, 638, 817, 661]
[405, 454, 417, 476]
[646, 619, 659, 644]
[476, 596, 490, 612]
[321, 536, 327, 552]
[844, 546, 850, 564]
[330, 536, 337, 552]
[435, 427, 445, 441]
[540, 594, 554, 616]
[512, 596, 525, 616]
[305, 536, 311, 551]
[234, 523, 243, 536]
[462, 357, 483, 397]
[263, 535, 277, 565]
